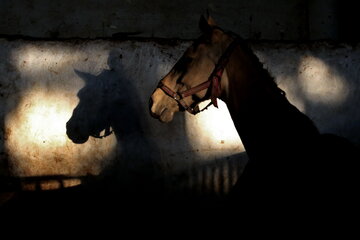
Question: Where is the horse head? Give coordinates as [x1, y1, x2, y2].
[149, 15, 236, 122]
[66, 69, 114, 143]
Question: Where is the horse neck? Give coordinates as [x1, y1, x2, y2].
[221, 46, 320, 160]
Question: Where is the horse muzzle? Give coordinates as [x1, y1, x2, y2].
[66, 120, 90, 144]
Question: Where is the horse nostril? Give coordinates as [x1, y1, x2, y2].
[150, 110, 160, 119]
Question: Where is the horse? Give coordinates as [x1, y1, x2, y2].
[149, 15, 359, 213]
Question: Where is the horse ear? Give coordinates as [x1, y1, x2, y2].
[199, 15, 212, 33]
[207, 16, 217, 27]
[199, 14, 217, 33]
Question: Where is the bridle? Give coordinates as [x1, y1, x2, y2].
[158, 33, 241, 115]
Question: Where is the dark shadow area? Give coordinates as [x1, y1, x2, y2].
[0, 47, 11, 179]
[0, 153, 248, 217]
[0, 42, 18, 191]
[337, 0, 360, 42]
[161, 152, 248, 208]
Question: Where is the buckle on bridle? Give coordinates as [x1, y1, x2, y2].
[173, 94, 181, 101]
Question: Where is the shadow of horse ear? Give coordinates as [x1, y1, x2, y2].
[74, 69, 97, 84]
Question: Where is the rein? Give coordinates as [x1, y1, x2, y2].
[158, 35, 241, 115]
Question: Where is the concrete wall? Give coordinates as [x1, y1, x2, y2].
[1, 0, 360, 41]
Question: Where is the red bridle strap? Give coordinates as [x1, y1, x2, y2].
[158, 80, 211, 114]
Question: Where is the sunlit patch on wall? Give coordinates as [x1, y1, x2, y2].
[298, 56, 349, 104]
[185, 100, 244, 159]
[11, 43, 107, 78]
[5, 88, 117, 179]
[3, 43, 117, 186]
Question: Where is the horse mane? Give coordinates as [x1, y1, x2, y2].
[227, 33, 321, 137]
[234, 36, 285, 96]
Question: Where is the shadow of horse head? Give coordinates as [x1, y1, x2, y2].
[66, 50, 142, 144]
[66, 69, 114, 143]
[65, 50, 162, 193]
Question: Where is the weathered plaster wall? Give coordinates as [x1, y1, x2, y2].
[0, 39, 245, 182]
[0, 39, 359, 188]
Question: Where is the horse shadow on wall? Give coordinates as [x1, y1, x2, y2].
[66, 50, 162, 198]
